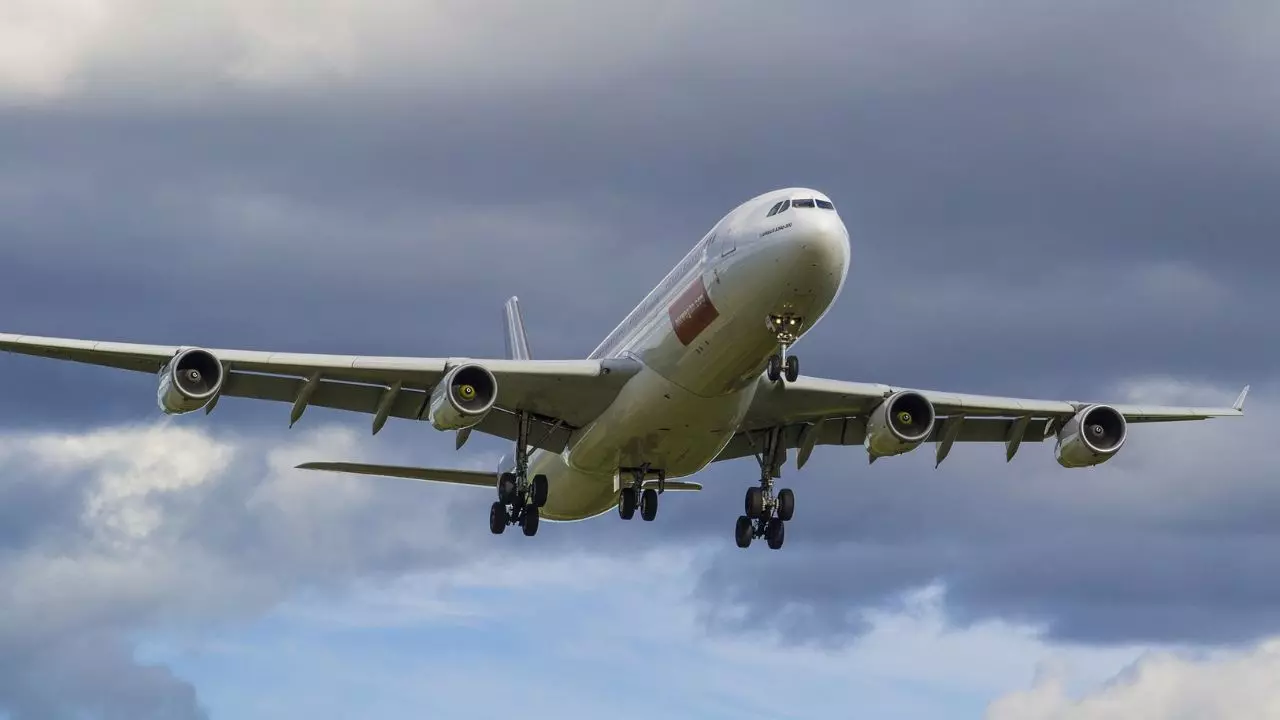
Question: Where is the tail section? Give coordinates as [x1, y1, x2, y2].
[503, 296, 532, 360]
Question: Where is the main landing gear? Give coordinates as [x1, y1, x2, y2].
[765, 313, 803, 384]
[489, 411, 548, 537]
[735, 426, 794, 550]
[618, 465, 664, 522]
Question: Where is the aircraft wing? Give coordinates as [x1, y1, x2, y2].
[0, 333, 641, 451]
[718, 375, 1248, 466]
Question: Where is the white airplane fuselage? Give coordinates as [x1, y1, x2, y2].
[525, 188, 851, 521]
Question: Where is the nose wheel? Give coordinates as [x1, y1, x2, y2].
[489, 411, 549, 538]
[765, 314, 803, 383]
[766, 353, 799, 383]
[735, 427, 794, 550]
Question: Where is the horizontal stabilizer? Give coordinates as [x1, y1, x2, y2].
[296, 461, 495, 488]
[642, 480, 702, 492]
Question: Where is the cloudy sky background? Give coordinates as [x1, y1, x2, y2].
[0, 1, 1276, 718]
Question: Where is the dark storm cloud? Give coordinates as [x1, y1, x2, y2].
[0, 0, 1276, 713]
[692, 384, 1280, 647]
[0, 635, 206, 720]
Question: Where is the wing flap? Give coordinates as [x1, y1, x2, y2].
[296, 461, 496, 488]
[223, 372, 573, 451]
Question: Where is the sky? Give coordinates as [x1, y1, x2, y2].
[0, 1, 1277, 718]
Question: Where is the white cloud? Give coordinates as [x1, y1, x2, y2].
[0, 380, 1272, 716]
[180, 549, 1150, 720]
[987, 640, 1280, 720]
[0, 0, 113, 98]
[0, 0, 714, 101]
[0, 419, 488, 716]
[6, 0, 1272, 112]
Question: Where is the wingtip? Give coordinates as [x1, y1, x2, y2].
[1233, 385, 1250, 412]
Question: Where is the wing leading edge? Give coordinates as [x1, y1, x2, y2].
[0, 332, 640, 450]
[722, 375, 1247, 465]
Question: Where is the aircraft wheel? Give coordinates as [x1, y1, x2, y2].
[618, 487, 637, 520]
[531, 474, 549, 508]
[640, 488, 659, 522]
[521, 506, 540, 537]
[766, 518, 785, 550]
[785, 355, 799, 382]
[735, 516, 754, 548]
[745, 486, 765, 519]
[777, 488, 795, 522]
[766, 354, 782, 382]
[489, 502, 508, 535]
[498, 472, 519, 504]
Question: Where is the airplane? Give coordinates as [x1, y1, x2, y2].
[0, 188, 1249, 550]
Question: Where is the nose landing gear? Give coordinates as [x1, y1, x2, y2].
[766, 314, 803, 383]
[489, 411, 549, 537]
[735, 426, 794, 550]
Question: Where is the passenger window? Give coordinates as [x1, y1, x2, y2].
[793, 198, 816, 208]
[816, 199, 834, 210]
[766, 201, 783, 217]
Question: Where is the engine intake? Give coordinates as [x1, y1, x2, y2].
[156, 348, 225, 415]
[865, 390, 936, 459]
[1055, 404, 1127, 468]
[428, 363, 498, 431]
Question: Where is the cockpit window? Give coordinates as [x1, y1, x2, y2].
[777, 199, 790, 213]
[792, 198, 816, 208]
[816, 199, 835, 210]
[766, 201, 784, 217]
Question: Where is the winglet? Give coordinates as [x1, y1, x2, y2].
[1233, 385, 1250, 412]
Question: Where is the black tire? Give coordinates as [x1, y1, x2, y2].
[777, 488, 795, 522]
[640, 488, 659, 522]
[745, 486, 765, 519]
[618, 487, 637, 520]
[766, 517, 785, 550]
[521, 506, 540, 537]
[531, 474, 549, 508]
[766, 354, 782, 382]
[489, 502, 508, 535]
[735, 516, 754, 548]
[498, 472, 519, 504]
[785, 355, 799, 382]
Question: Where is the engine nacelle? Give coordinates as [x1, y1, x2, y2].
[156, 348, 225, 415]
[865, 390, 936, 459]
[428, 363, 498, 431]
[1055, 404, 1127, 468]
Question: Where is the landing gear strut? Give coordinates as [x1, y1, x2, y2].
[765, 314, 803, 383]
[735, 426, 794, 550]
[489, 411, 549, 537]
[618, 465, 663, 522]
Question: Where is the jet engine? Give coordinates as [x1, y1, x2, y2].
[428, 363, 498, 431]
[156, 348, 225, 414]
[865, 390, 936, 459]
[1055, 404, 1127, 468]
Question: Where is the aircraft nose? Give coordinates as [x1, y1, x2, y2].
[790, 210, 850, 278]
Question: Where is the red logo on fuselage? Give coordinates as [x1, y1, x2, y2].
[668, 277, 719, 345]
